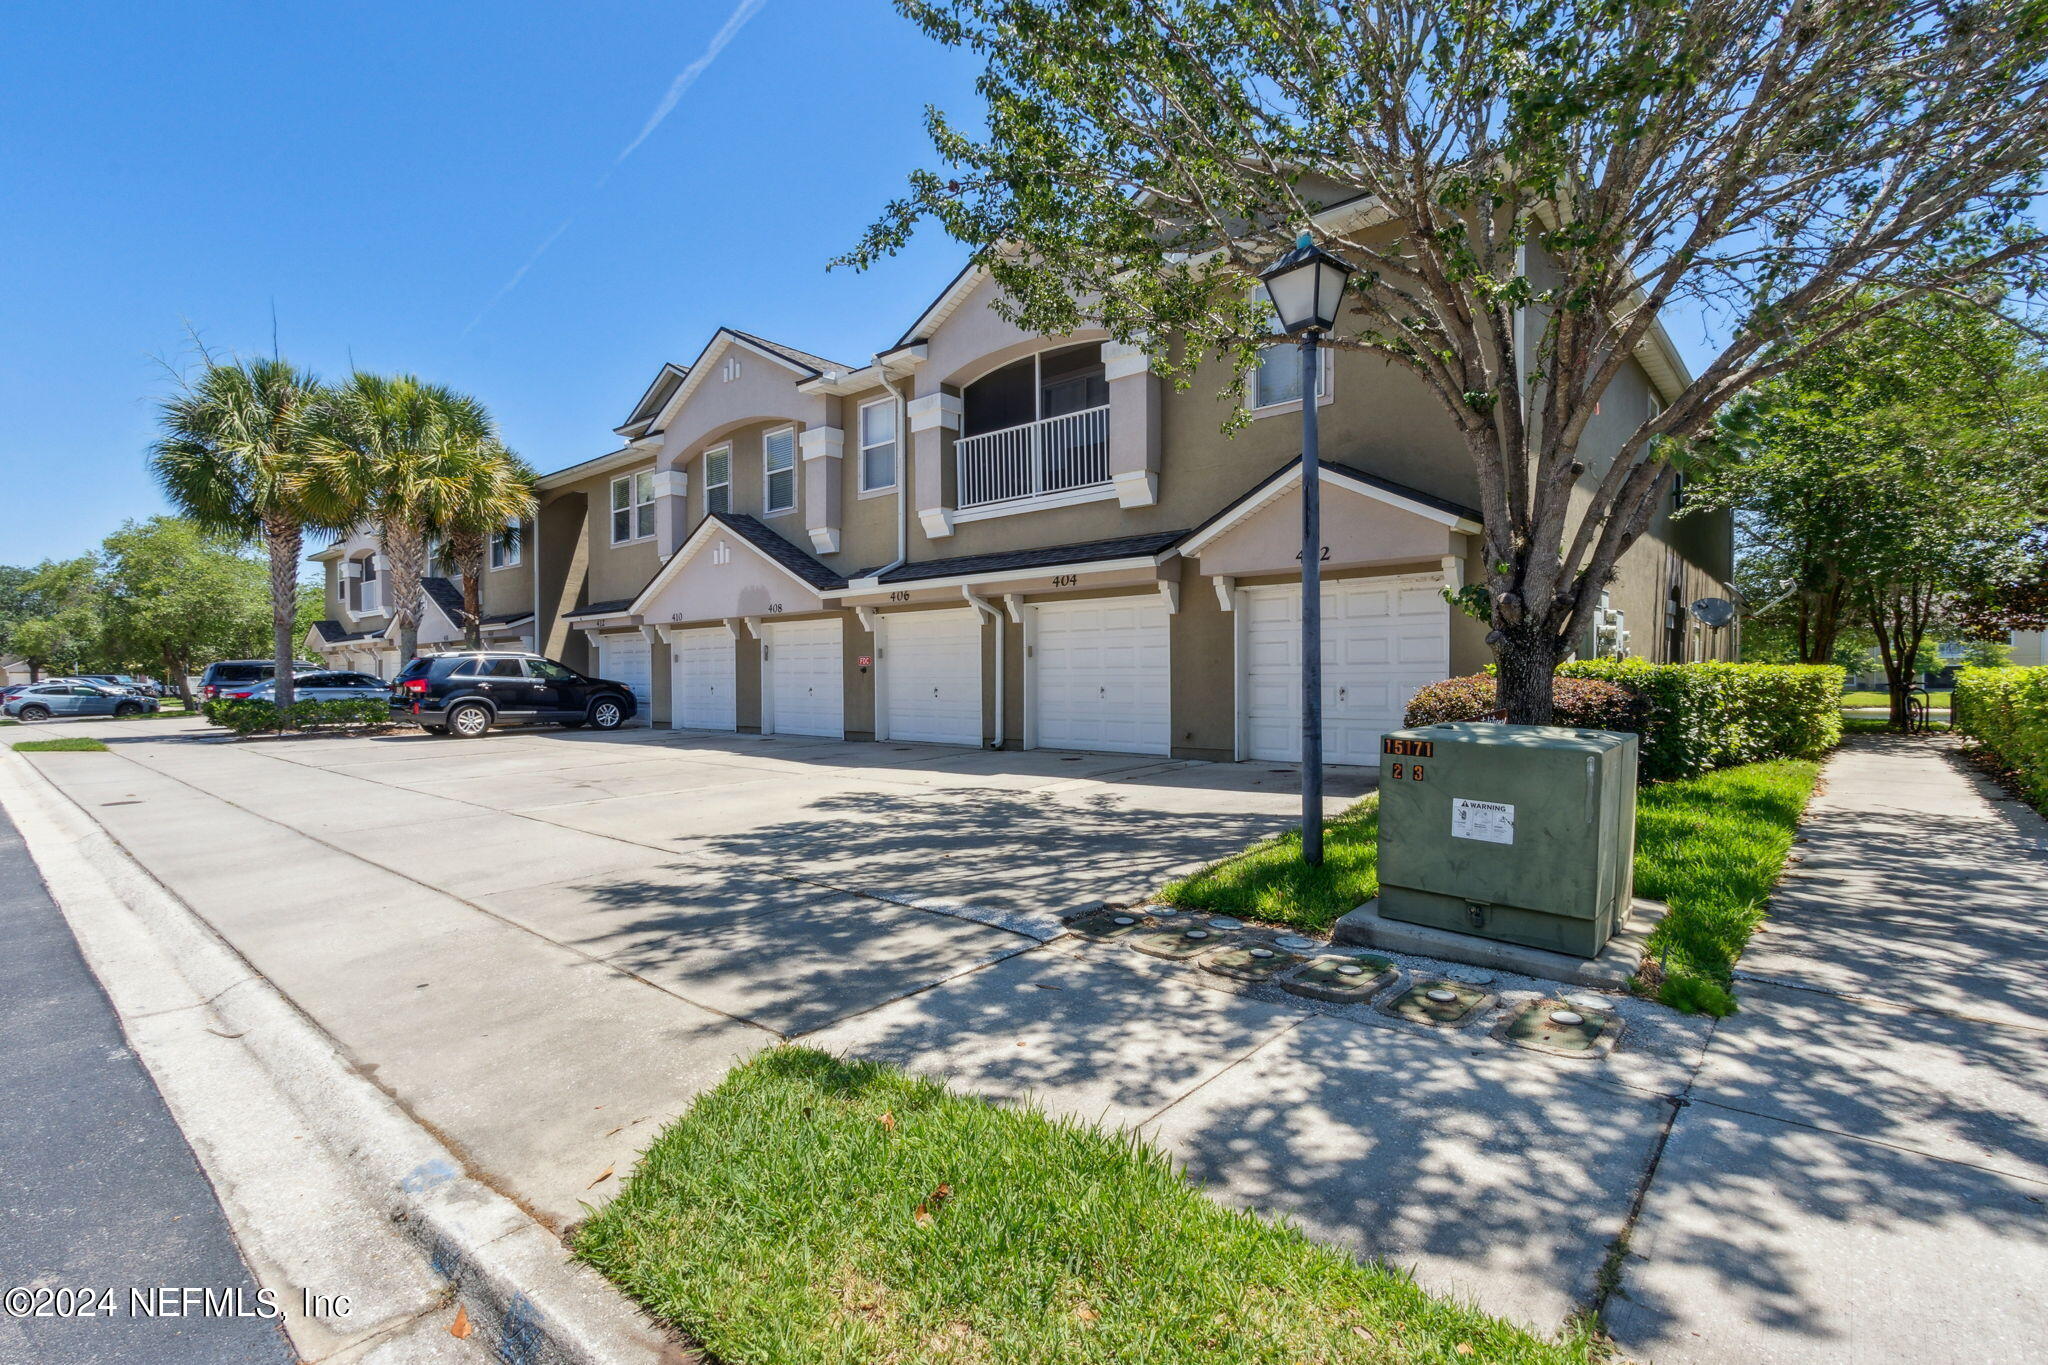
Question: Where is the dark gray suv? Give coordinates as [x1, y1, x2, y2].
[391, 652, 637, 738]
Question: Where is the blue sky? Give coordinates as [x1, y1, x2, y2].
[0, 1, 985, 564]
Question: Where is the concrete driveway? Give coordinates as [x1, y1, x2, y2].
[9, 717, 1369, 1225]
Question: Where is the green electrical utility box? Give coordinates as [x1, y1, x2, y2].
[1376, 722, 1638, 957]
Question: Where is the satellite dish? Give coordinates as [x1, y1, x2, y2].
[1690, 597, 1737, 628]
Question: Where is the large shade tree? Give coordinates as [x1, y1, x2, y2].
[150, 357, 335, 710]
[1696, 299, 2048, 727]
[97, 517, 273, 707]
[845, 0, 2048, 721]
[313, 375, 502, 664]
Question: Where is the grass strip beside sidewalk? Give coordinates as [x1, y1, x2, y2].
[1155, 759, 1820, 1015]
[12, 737, 109, 752]
[574, 1048, 1595, 1365]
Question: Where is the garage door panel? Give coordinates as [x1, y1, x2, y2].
[1242, 575, 1448, 766]
[598, 635, 653, 720]
[766, 619, 844, 739]
[884, 609, 981, 746]
[1031, 598, 1171, 756]
[674, 627, 736, 730]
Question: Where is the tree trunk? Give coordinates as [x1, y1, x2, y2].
[263, 514, 303, 714]
[1494, 630, 1562, 725]
[163, 645, 194, 710]
[455, 536, 486, 650]
[382, 517, 428, 668]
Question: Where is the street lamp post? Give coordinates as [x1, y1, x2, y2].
[1258, 232, 1356, 866]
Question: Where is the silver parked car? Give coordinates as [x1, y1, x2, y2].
[242, 670, 391, 703]
[4, 679, 160, 721]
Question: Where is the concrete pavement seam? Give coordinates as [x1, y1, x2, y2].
[1731, 968, 2048, 1036]
[0, 752, 694, 1365]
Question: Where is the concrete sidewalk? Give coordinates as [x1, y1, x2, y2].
[1607, 735, 2048, 1364]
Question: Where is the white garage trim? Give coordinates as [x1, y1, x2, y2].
[669, 625, 737, 731]
[1025, 596, 1171, 756]
[878, 608, 982, 747]
[1236, 572, 1449, 766]
[762, 617, 845, 738]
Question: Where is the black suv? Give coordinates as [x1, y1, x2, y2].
[391, 652, 637, 738]
[200, 659, 321, 700]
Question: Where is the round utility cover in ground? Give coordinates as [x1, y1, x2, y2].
[1501, 999, 1622, 1058]
[1130, 926, 1228, 961]
[1067, 909, 1153, 940]
[1275, 934, 1318, 952]
[1205, 916, 1244, 930]
[1284, 955, 1395, 1004]
[1202, 945, 1305, 983]
[1385, 980, 1490, 1026]
[1442, 966, 1495, 986]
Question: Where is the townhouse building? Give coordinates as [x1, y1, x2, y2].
[308, 257, 1734, 765]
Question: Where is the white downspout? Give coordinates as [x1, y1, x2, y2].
[871, 356, 910, 578]
[529, 505, 541, 655]
[964, 587, 1005, 750]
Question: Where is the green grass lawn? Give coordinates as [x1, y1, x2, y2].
[574, 1047, 1595, 1365]
[13, 736, 109, 752]
[1157, 759, 1820, 1015]
[1630, 759, 1819, 1014]
[1840, 689, 1950, 710]
[1155, 797, 1380, 933]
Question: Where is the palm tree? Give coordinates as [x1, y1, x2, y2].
[439, 447, 538, 648]
[312, 375, 499, 664]
[150, 357, 335, 712]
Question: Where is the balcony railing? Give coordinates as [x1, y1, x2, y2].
[955, 404, 1111, 509]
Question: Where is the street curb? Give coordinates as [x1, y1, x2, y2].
[0, 753, 693, 1365]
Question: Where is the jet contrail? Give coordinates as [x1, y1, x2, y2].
[463, 0, 770, 334]
[613, 0, 770, 166]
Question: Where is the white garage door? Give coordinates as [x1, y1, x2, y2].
[596, 633, 653, 722]
[1242, 574, 1448, 766]
[672, 626, 736, 731]
[883, 609, 982, 746]
[764, 618, 844, 738]
[1030, 597, 1171, 755]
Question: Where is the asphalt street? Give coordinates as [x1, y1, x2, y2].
[0, 802, 292, 1365]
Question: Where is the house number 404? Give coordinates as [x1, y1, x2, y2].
[1051, 574, 1079, 587]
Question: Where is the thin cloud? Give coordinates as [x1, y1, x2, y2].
[463, 0, 770, 334]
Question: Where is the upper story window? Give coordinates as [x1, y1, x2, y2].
[489, 524, 521, 570]
[704, 447, 731, 514]
[763, 427, 796, 514]
[1249, 293, 1331, 410]
[859, 398, 897, 492]
[611, 470, 655, 544]
[348, 554, 381, 614]
[960, 343, 1107, 437]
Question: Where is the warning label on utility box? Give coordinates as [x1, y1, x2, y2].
[1451, 798, 1515, 845]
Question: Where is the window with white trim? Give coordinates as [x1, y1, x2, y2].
[489, 524, 521, 569]
[858, 398, 896, 492]
[704, 447, 730, 515]
[763, 427, 796, 514]
[1249, 293, 1330, 409]
[611, 470, 655, 544]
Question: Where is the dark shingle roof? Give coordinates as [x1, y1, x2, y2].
[564, 598, 639, 619]
[422, 576, 466, 623]
[727, 330, 853, 378]
[309, 620, 381, 644]
[707, 513, 848, 591]
[858, 530, 1187, 585]
[480, 610, 534, 626]
[1323, 460, 1481, 523]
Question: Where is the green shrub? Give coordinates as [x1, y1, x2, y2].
[1404, 673, 1641, 731]
[1955, 666, 2048, 808]
[203, 697, 390, 736]
[1403, 662, 1843, 781]
[1555, 660, 1843, 780]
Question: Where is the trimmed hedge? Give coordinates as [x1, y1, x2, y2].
[202, 697, 392, 737]
[1403, 662, 1844, 782]
[1405, 673, 1641, 731]
[1955, 666, 2048, 808]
